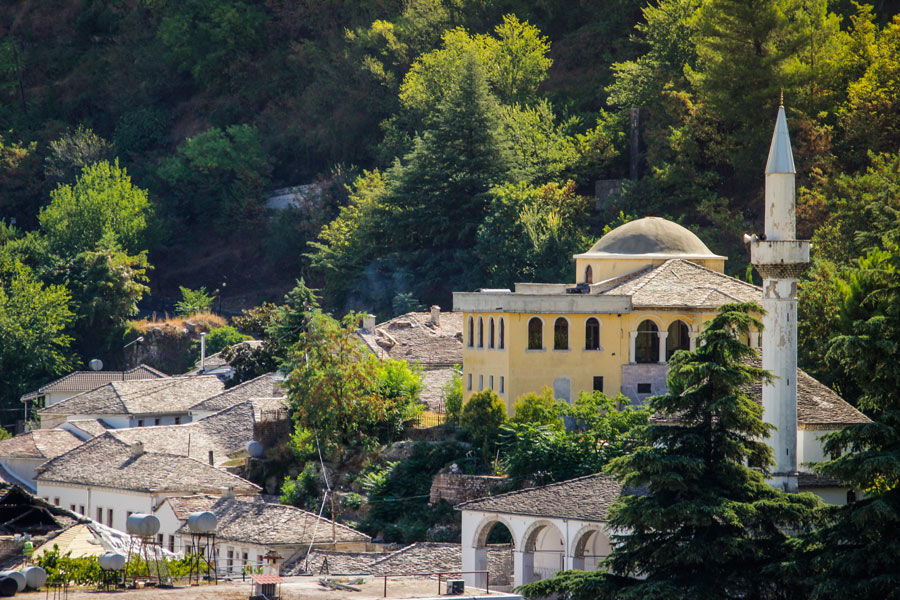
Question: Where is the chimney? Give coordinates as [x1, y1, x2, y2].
[221, 486, 235, 499]
[362, 314, 376, 332]
[430, 305, 441, 327]
[130, 442, 144, 458]
[200, 332, 207, 373]
[208, 450, 214, 465]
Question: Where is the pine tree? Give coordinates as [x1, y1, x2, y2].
[519, 302, 822, 600]
[387, 51, 512, 302]
[797, 244, 900, 599]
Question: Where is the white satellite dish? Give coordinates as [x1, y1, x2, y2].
[88, 359, 103, 371]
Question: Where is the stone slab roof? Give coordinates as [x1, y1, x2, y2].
[39, 376, 224, 417]
[34, 434, 259, 494]
[173, 495, 369, 546]
[188, 340, 265, 375]
[0, 430, 82, 460]
[798, 472, 844, 489]
[596, 259, 761, 308]
[358, 311, 463, 366]
[21, 365, 167, 401]
[189, 373, 284, 413]
[457, 473, 623, 521]
[109, 402, 256, 466]
[648, 356, 869, 428]
[420, 368, 456, 412]
[63, 419, 113, 438]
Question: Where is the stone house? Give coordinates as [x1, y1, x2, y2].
[0, 429, 82, 491]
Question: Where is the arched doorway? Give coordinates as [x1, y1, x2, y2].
[666, 320, 690, 360]
[472, 519, 516, 590]
[635, 320, 659, 363]
[584, 265, 593, 284]
[521, 521, 566, 584]
[570, 527, 612, 572]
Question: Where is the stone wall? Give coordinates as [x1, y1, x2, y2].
[620, 363, 669, 405]
[0, 537, 24, 563]
[429, 473, 510, 507]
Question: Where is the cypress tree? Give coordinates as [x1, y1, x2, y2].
[519, 302, 821, 600]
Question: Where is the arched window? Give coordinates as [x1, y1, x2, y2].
[477, 317, 484, 348]
[666, 320, 690, 360]
[499, 318, 505, 349]
[468, 317, 474, 347]
[585, 317, 600, 350]
[528, 318, 543, 350]
[554, 318, 569, 350]
[635, 320, 659, 363]
[585, 265, 593, 284]
[489, 318, 495, 349]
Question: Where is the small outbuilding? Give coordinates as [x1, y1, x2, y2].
[457, 474, 621, 589]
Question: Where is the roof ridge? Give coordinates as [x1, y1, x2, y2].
[672, 258, 762, 292]
[456, 473, 608, 509]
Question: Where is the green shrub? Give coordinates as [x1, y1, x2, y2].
[343, 492, 364, 510]
[175, 286, 214, 315]
[443, 366, 463, 424]
[205, 326, 251, 355]
[461, 390, 507, 461]
[280, 463, 321, 511]
[511, 386, 564, 429]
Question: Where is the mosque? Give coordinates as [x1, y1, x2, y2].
[452, 105, 868, 501]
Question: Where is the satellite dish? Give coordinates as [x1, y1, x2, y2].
[89, 359, 103, 371]
[246, 440, 264, 458]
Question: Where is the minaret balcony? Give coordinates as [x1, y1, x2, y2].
[750, 240, 809, 279]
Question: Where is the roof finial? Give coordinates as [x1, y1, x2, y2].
[780, 88, 784, 107]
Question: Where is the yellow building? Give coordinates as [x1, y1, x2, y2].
[453, 216, 762, 410]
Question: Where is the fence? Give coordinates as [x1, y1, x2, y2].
[411, 412, 449, 428]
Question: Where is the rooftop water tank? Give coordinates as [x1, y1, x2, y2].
[22, 566, 46, 590]
[187, 511, 217, 534]
[246, 440, 263, 458]
[125, 514, 160, 538]
[98, 553, 126, 572]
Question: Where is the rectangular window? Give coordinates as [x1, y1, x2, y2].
[467, 374, 472, 391]
[637, 383, 652, 394]
[126, 511, 133, 519]
[97, 507, 103, 522]
[500, 376, 505, 394]
[157, 534, 164, 545]
[154, 418, 161, 426]
[489, 375, 494, 390]
[107, 508, 113, 527]
[54, 497, 60, 506]
[593, 376, 604, 393]
[70, 504, 76, 512]
[79, 505, 85, 515]
[169, 535, 175, 553]
[227, 549, 234, 573]
[137, 419, 144, 427]
[174, 416, 181, 425]
[479, 375, 484, 391]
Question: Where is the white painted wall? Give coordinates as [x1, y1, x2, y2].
[798, 428, 835, 466]
[0, 457, 44, 490]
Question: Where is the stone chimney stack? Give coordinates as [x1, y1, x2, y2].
[130, 441, 144, 458]
[221, 486, 235, 499]
[749, 103, 810, 493]
[362, 314, 376, 332]
[430, 305, 441, 327]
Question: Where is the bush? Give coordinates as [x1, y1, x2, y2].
[175, 286, 215, 316]
[279, 463, 321, 512]
[205, 326, 251, 355]
[443, 366, 463, 424]
[343, 492, 364, 510]
[511, 387, 564, 429]
[461, 390, 507, 460]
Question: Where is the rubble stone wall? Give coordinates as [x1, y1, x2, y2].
[429, 473, 509, 507]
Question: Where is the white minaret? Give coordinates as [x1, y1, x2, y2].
[750, 103, 809, 493]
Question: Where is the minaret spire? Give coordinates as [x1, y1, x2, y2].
[749, 105, 810, 493]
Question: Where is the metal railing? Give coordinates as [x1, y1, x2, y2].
[379, 571, 490, 597]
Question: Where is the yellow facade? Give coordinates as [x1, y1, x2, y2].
[460, 308, 722, 412]
[453, 217, 760, 414]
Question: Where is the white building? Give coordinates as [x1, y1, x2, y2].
[0, 430, 82, 491]
[34, 433, 259, 537]
[38, 375, 225, 430]
[458, 474, 620, 589]
[155, 494, 371, 573]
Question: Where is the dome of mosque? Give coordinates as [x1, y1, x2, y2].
[585, 217, 717, 257]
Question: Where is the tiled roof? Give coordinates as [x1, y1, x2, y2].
[189, 373, 284, 413]
[798, 472, 844, 489]
[109, 402, 256, 466]
[456, 473, 623, 521]
[649, 357, 869, 428]
[39, 376, 224, 417]
[358, 311, 463, 366]
[173, 496, 369, 546]
[0, 430, 82, 459]
[596, 259, 761, 308]
[34, 434, 259, 494]
[161, 493, 273, 520]
[21, 365, 167, 401]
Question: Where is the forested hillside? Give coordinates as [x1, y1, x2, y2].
[2, 0, 900, 410]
